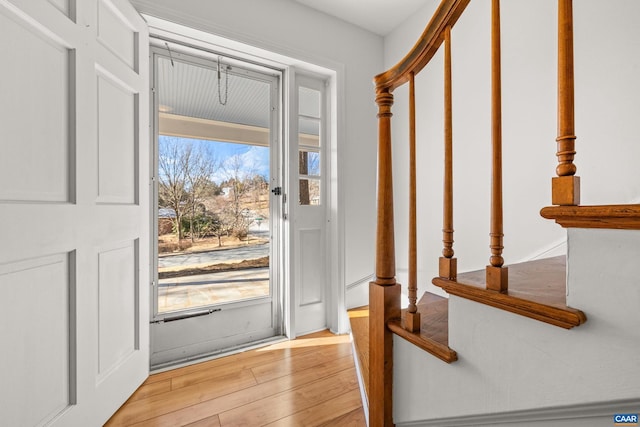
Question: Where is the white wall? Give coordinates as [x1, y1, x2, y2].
[130, 0, 383, 309]
[383, 0, 640, 301]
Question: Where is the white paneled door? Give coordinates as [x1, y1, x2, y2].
[0, 0, 149, 425]
[292, 74, 329, 335]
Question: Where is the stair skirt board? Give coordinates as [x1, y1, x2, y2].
[395, 397, 640, 427]
[350, 332, 369, 427]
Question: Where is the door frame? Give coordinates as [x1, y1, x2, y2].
[144, 15, 348, 342]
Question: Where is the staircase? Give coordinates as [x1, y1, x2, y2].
[365, 1, 640, 426]
[390, 226, 640, 426]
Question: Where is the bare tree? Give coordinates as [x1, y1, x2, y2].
[299, 150, 320, 205]
[158, 137, 188, 240]
[299, 151, 310, 205]
[158, 137, 217, 241]
[222, 154, 256, 238]
[185, 145, 219, 242]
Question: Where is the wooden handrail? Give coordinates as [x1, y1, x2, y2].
[374, 0, 470, 92]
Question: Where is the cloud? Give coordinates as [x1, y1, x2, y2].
[212, 145, 270, 183]
[239, 146, 270, 178]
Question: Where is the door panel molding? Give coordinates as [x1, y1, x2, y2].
[0, 1, 150, 425]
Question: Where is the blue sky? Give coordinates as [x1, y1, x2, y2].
[159, 135, 270, 184]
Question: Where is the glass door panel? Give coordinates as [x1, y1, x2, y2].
[155, 54, 273, 314]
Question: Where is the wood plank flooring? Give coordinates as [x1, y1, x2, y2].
[106, 330, 366, 426]
[347, 306, 369, 400]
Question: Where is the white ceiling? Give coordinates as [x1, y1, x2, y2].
[293, 0, 429, 36]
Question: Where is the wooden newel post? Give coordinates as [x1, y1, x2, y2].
[369, 86, 400, 427]
[374, 88, 397, 287]
[553, 0, 580, 206]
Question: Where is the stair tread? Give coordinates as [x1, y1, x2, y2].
[455, 256, 567, 307]
[388, 292, 457, 363]
[416, 292, 449, 343]
[433, 256, 587, 329]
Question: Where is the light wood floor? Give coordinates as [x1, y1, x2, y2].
[347, 306, 369, 400]
[106, 330, 366, 426]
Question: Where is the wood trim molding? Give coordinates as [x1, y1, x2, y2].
[387, 293, 457, 363]
[373, 0, 470, 92]
[433, 277, 586, 329]
[540, 204, 640, 230]
[388, 320, 457, 363]
[431, 256, 586, 330]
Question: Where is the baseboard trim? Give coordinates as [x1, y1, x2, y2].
[347, 273, 374, 290]
[350, 332, 369, 427]
[396, 398, 640, 426]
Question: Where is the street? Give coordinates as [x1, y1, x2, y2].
[158, 242, 269, 269]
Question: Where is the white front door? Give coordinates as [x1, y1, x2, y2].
[0, 0, 149, 425]
[291, 74, 330, 335]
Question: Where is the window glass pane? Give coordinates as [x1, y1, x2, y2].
[299, 179, 321, 205]
[299, 86, 321, 118]
[155, 55, 273, 314]
[299, 150, 320, 176]
[299, 117, 320, 147]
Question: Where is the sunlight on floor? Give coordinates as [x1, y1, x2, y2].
[257, 332, 351, 351]
[348, 307, 370, 318]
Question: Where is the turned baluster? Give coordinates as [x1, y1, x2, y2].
[405, 72, 421, 332]
[486, 0, 508, 292]
[553, 0, 580, 205]
[439, 26, 457, 281]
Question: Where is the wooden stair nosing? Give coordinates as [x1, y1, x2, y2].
[388, 319, 458, 363]
[387, 292, 457, 363]
[432, 277, 586, 329]
[541, 204, 640, 230]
